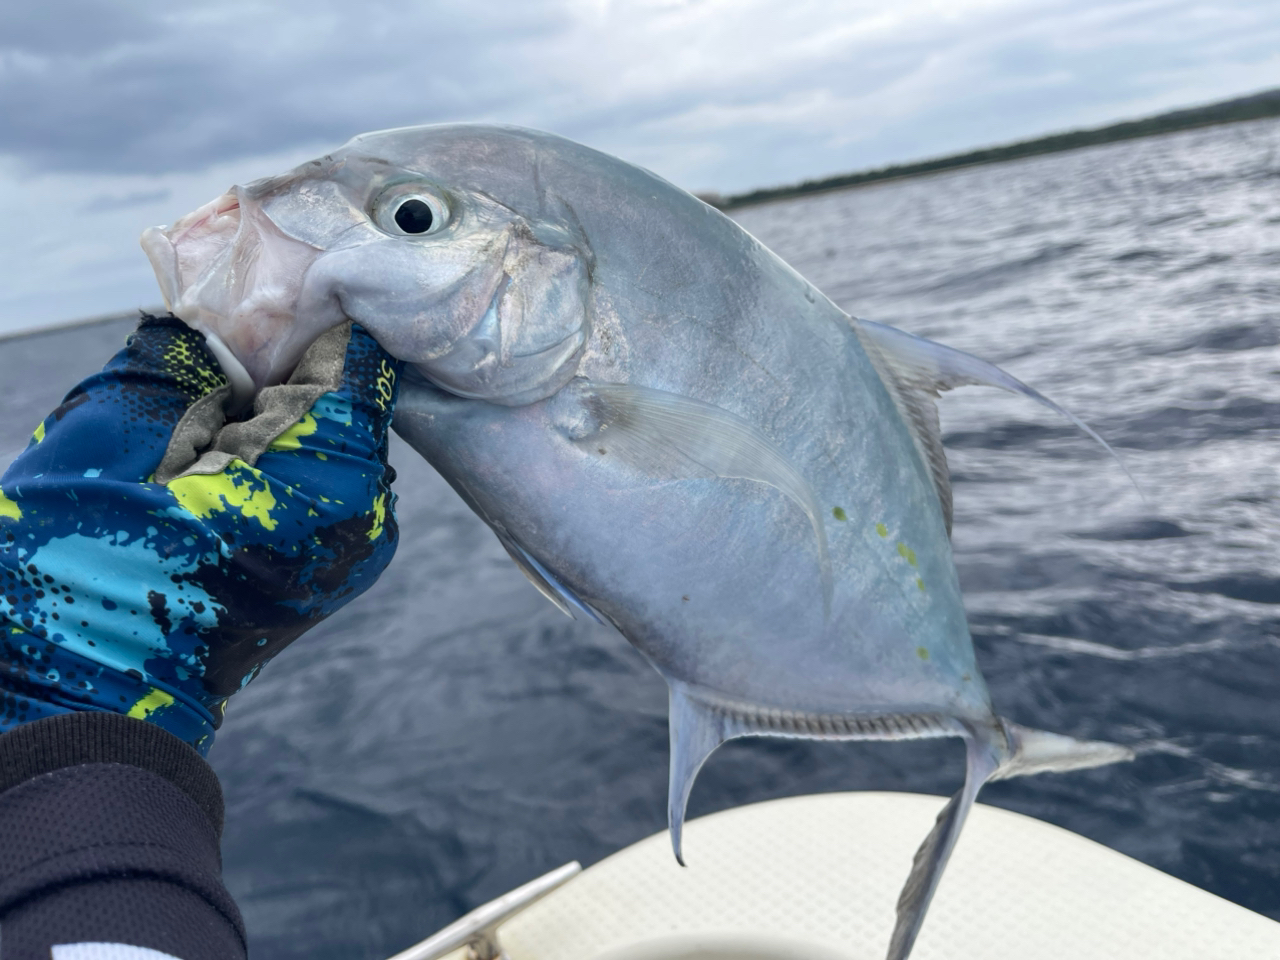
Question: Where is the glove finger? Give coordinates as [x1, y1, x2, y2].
[4, 316, 229, 486]
[252, 321, 402, 516]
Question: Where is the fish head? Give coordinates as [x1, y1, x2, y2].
[141, 125, 594, 405]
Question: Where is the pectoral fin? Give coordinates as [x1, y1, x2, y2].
[565, 380, 832, 613]
[854, 317, 1136, 534]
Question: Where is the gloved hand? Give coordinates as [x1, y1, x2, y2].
[0, 315, 403, 754]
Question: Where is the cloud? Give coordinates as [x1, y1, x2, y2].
[3, 0, 1276, 187]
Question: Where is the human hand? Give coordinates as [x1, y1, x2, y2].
[0, 316, 402, 753]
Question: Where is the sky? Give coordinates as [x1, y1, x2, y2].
[0, 0, 1277, 335]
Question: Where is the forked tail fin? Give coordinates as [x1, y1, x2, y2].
[887, 720, 1132, 960]
[887, 735, 999, 960]
[992, 718, 1135, 781]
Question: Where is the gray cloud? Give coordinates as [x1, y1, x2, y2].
[2, 0, 1276, 189]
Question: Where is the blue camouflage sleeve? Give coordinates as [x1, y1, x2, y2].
[0, 315, 402, 754]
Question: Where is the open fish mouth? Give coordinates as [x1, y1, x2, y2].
[141, 186, 325, 390]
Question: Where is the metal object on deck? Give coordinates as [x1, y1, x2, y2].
[386, 861, 582, 960]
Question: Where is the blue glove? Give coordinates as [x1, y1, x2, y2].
[0, 316, 403, 754]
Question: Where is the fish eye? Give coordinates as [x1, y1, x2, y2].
[395, 198, 435, 234]
[374, 188, 449, 237]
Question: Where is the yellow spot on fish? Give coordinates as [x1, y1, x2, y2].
[832, 506, 847, 522]
[897, 542, 917, 567]
[269, 412, 319, 452]
[32, 421, 45, 444]
[168, 462, 279, 531]
[126, 687, 175, 720]
[916, 577, 926, 592]
[916, 646, 930, 661]
[875, 523, 888, 538]
[368, 492, 387, 542]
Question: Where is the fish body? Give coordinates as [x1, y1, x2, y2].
[143, 124, 1131, 960]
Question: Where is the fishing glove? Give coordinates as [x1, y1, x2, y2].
[0, 315, 403, 754]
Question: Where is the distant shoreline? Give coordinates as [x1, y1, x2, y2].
[709, 87, 1280, 211]
[0, 308, 153, 344]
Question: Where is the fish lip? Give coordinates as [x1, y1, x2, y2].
[142, 186, 328, 388]
[140, 225, 179, 310]
[141, 192, 244, 311]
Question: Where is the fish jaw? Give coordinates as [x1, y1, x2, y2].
[140, 186, 327, 389]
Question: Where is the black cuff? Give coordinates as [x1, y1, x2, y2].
[0, 711, 223, 836]
[0, 713, 244, 959]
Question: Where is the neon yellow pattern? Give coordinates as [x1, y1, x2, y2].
[127, 686, 175, 719]
[368, 492, 387, 542]
[0, 491, 21, 521]
[268, 412, 319, 452]
[164, 334, 226, 395]
[32, 421, 45, 444]
[168, 461, 280, 531]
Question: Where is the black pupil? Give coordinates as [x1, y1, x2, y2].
[394, 198, 434, 234]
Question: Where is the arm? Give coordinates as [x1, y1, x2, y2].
[0, 316, 403, 958]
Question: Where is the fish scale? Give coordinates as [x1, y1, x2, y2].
[142, 122, 1133, 960]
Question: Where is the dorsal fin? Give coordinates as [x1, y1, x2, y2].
[854, 321, 956, 533]
[853, 317, 1135, 535]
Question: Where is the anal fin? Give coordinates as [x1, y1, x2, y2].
[667, 683, 742, 865]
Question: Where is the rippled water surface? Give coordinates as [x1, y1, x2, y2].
[2, 118, 1278, 958]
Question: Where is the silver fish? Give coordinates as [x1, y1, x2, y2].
[142, 124, 1133, 960]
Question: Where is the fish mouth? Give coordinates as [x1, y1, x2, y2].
[140, 186, 325, 389]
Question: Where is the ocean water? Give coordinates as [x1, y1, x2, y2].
[1, 116, 1277, 957]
